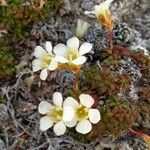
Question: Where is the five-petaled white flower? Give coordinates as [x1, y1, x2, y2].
[32, 41, 58, 81]
[85, 0, 113, 30]
[53, 37, 92, 65]
[63, 94, 101, 134]
[38, 92, 74, 136]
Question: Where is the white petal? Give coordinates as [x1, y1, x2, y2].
[40, 116, 53, 131]
[71, 56, 86, 65]
[67, 37, 79, 50]
[65, 117, 77, 127]
[55, 55, 69, 63]
[79, 94, 94, 108]
[34, 46, 46, 58]
[79, 43, 92, 55]
[95, 0, 113, 16]
[45, 41, 52, 54]
[53, 121, 66, 136]
[76, 120, 92, 134]
[53, 92, 63, 107]
[38, 101, 52, 114]
[40, 69, 48, 81]
[32, 59, 42, 72]
[84, 10, 95, 15]
[63, 106, 75, 122]
[63, 97, 79, 108]
[88, 109, 101, 124]
[48, 58, 58, 71]
[100, 0, 113, 9]
[53, 43, 67, 55]
[94, 5, 103, 16]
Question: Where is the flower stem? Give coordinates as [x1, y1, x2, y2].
[129, 128, 150, 147]
[109, 29, 113, 53]
[73, 74, 79, 91]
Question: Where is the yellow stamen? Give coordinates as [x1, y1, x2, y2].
[41, 54, 52, 68]
[76, 105, 88, 121]
[47, 106, 63, 123]
[65, 49, 79, 62]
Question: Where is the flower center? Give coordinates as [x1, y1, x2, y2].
[66, 49, 79, 61]
[41, 54, 52, 68]
[75, 105, 88, 121]
[47, 106, 63, 123]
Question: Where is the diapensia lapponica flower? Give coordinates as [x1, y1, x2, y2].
[38, 92, 75, 136]
[32, 41, 58, 81]
[85, 0, 113, 30]
[53, 37, 93, 66]
[63, 94, 101, 134]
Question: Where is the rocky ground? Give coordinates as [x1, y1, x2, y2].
[0, 0, 150, 149]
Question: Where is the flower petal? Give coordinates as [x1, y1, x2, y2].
[38, 101, 52, 114]
[53, 121, 66, 136]
[65, 117, 77, 127]
[76, 120, 92, 134]
[84, 10, 95, 15]
[63, 106, 75, 122]
[45, 41, 52, 54]
[67, 37, 79, 50]
[88, 109, 101, 124]
[53, 43, 67, 55]
[76, 19, 90, 38]
[63, 97, 79, 108]
[32, 59, 42, 72]
[79, 94, 94, 108]
[71, 56, 86, 65]
[40, 116, 53, 131]
[99, 0, 113, 9]
[94, 5, 102, 16]
[40, 69, 48, 81]
[48, 58, 58, 71]
[53, 92, 63, 107]
[55, 55, 69, 63]
[79, 42, 92, 55]
[94, 0, 113, 16]
[34, 46, 46, 58]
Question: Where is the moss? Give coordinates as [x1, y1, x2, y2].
[0, 0, 62, 81]
[131, 50, 150, 70]
[86, 96, 138, 140]
[0, 0, 62, 40]
[0, 91, 6, 104]
[80, 63, 131, 96]
[0, 97, 6, 104]
[0, 43, 16, 80]
[101, 96, 137, 133]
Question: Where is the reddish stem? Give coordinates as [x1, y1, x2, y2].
[129, 128, 149, 139]
[73, 74, 79, 91]
[109, 29, 113, 52]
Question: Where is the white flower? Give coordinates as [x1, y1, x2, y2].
[32, 41, 58, 81]
[85, 0, 113, 18]
[53, 37, 92, 65]
[38, 92, 74, 136]
[63, 94, 101, 134]
[84, 0, 113, 30]
[75, 19, 90, 38]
